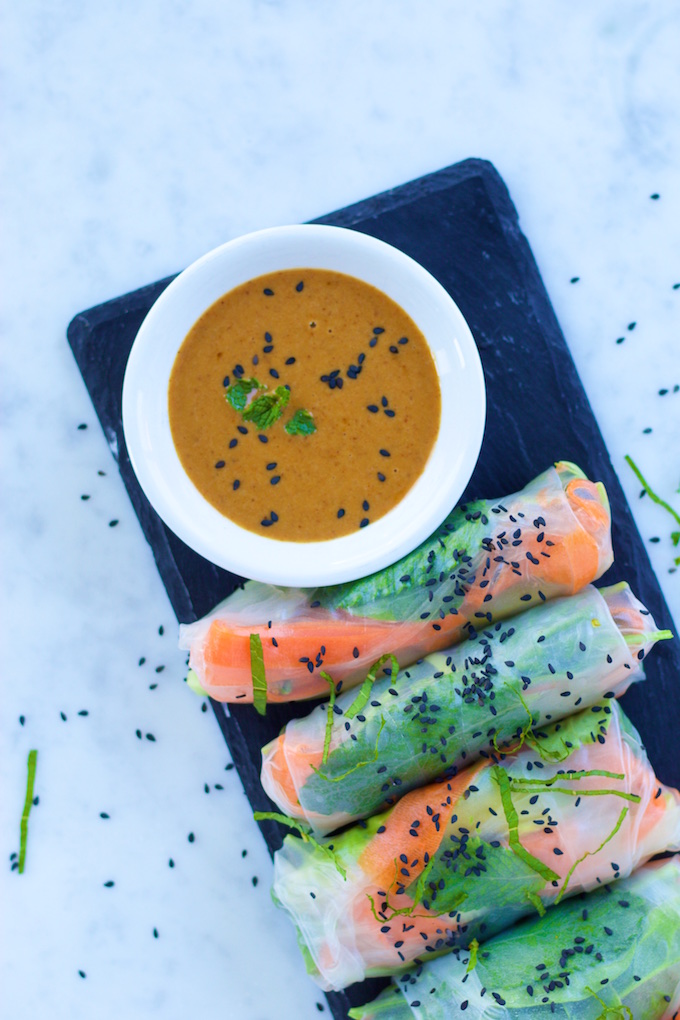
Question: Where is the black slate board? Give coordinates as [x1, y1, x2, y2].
[67, 158, 679, 1020]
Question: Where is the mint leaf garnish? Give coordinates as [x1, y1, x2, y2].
[225, 377, 262, 412]
[242, 386, 290, 429]
[285, 408, 316, 436]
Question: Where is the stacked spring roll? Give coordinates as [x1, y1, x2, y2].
[348, 855, 680, 1020]
[180, 462, 613, 702]
[261, 581, 671, 835]
[265, 701, 680, 990]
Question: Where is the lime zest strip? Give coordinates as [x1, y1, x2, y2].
[250, 634, 267, 716]
[18, 750, 38, 875]
[253, 810, 347, 880]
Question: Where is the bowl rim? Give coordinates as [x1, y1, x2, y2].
[121, 223, 486, 586]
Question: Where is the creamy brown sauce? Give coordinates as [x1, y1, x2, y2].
[168, 269, 441, 541]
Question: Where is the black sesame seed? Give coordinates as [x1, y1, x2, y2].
[258, 434, 268, 444]
[108, 520, 119, 527]
[377, 472, 386, 481]
[367, 405, 379, 413]
[271, 475, 281, 485]
[285, 357, 296, 365]
[103, 880, 115, 887]
[263, 288, 274, 296]
[188, 832, 195, 843]
[233, 480, 240, 490]
[296, 281, 304, 292]
[237, 425, 248, 434]
[360, 518, 369, 528]
[215, 460, 225, 469]
[269, 368, 279, 379]
[251, 876, 258, 886]
[373, 326, 384, 334]
[223, 375, 230, 387]
[229, 439, 237, 448]
[379, 449, 391, 457]
[337, 508, 345, 518]
[353, 647, 360, 658]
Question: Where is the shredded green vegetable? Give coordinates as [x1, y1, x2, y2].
[525, 890, 546, 917]
[465, 938, 480, 973]
[18, 750, 38, 874]
[311, 717, 386, 783]
[556, 806, 629, 904]
[344, 653, 399, 721]
[586, 985, 633, 1020]
[250, 634, 267, 716]
[507, 770, 641, 804]
[626, 455, 680, 567]
[253, 810, 347, 880]
[492, 767, 560, 883]
[318, 670, 337, 764]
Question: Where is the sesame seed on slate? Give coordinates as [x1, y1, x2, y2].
[315, 1004, 324, 1013]
[100, 812, 110, 819]
[78, 709, 89, 716]
[60, 712, 67, 721]
[628, 322, 636, 330]
[136, 729, 142, 739]
[139, 657, 146, 665]
[570, 276, 580, 283]
[81, 494, 90, 501]
[146, 733, 156, 742]
[153, 928, 159, 939]
[78, 970, 86, 978]
[650, 192, 660, 199]
[77, 423, 87, 430]
[169, 859, 175, 868]
[19, 716, 25, 726]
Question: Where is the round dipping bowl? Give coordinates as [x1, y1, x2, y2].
[122, 224, 486, 586]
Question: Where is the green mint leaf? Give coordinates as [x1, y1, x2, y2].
[225, 377, 262, 412]
[285, 408, 316, 435]
[242, 386, 290, 429]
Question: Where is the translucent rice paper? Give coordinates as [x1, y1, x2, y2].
[179, 462, 613, 702]
[261, 582, 669, 835]
[350, 856, 680, 1020]
[269, 702, 680, 991]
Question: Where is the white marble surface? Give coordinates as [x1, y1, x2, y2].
[1, 3, 679, 1018]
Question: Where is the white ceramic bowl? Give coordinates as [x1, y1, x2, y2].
[122, 224, 486, 586]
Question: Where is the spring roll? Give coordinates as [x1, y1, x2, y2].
[265, 701, 680, 990]
[181, 461, 613, 702]
[261, 582, 671, 835]
[349, 856, 680, 1020]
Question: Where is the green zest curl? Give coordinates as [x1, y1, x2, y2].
[18, 749, 38, 875]
[253, 811, 347, 880]
[250, 633, 267, 716]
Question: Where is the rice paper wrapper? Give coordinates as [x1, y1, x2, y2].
[270, 701, 680, 990]
[179, 462, 614, 702]
[261, 581, 668, 835]
[351, 856, 680, 1020]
